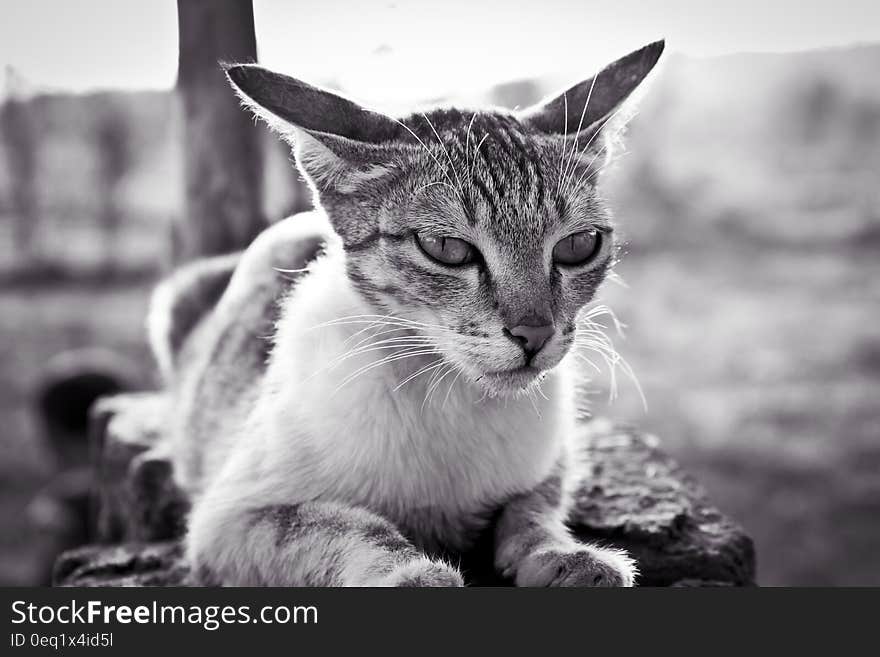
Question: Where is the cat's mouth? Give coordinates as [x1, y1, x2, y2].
[480, 364, 544, 392]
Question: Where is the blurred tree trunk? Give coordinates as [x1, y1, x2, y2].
[1, 67, 39, 268]
[92, 100, 132, 273]
[174, 0, 265, 264]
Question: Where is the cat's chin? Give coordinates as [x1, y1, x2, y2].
[476, 366, 548, 398]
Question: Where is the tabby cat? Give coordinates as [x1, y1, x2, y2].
[148, 40, 664, 586]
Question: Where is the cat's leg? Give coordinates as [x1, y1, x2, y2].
[187, 498, 464, 587]
[494, 460, 637, 587]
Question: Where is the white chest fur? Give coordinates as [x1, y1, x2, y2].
[232, 254, 573, 547]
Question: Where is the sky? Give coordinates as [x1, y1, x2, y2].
[2, 0, 880, 103]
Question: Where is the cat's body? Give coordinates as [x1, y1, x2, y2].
[151, 41, 664, 586]
[174, 211, 570, 551]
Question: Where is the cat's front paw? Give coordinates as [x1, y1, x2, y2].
[376, 557, 465, 587]
[516, 545, 636, 587]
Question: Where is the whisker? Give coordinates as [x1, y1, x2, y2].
[307, 314, 455, 335]
[572, 304, 646, 410]
[464, 111, 478, 172]
[422, 363, 456, 412]
[570, 146, 629, 193]
[419, 361, 447, 410]
[561, 73, 599, 191]
[300, 314, 454, 382]
[414, 181, 459, 196]
[607, 271, 629, 288]
[574, 352, 602, 373]
[556, 91, 569, 196]
[567, 108, 638, 195]
[394, 359, 445, 391]
[525, 387, 542, 419]
[442, 367, 464, 408]
[392, 117, 462, 201]
[346, 328, 428, 353]
[329, 339, 436, 368]
[273, 266, 310, 274]
[469, 133, 489, 180]
[303, 316, 426, 350]
[342, 323, 408, 350]
[534, 379, 549, 401]
[580, 151, 631, 188]
[421, 113, 465, 196]
[333, 348, 440, 394]
[305, 339, 435, 383]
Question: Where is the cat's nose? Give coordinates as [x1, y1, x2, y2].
[504, 323, 555, 359]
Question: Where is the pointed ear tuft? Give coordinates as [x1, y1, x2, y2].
[520, 40, 665, 136]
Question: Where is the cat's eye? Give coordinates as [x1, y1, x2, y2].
[416, 234, 476, 266]
[552, 230, 602, 266]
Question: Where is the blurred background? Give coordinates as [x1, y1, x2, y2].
[1, 0, 878, 585]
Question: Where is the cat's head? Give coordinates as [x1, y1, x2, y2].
[227, 41, 663, 396]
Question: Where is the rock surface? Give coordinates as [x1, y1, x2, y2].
[54, 541, 188, 587]
[569, 419, 754, 586]
[56, 394, 755, 586]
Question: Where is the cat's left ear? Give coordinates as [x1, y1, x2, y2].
[520, 40, 664, 144]
[225, 64, 403, 195]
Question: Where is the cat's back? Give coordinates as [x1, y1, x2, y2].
[158, 211, 333, 494]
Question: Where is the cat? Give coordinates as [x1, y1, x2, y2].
[148, 40, 664, 586]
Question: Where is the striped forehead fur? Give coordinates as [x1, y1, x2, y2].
[362, 107, 608, 219]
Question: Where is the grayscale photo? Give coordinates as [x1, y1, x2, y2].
[1, 0, 878, 590]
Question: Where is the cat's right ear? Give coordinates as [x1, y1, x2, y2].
[519, 40, 665, 139]
[225, 64, 402, 194]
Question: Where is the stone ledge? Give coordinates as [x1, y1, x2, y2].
[54, 541, 188, 587]
[56, 394, 755, 586]
[569, 420, 754, 586]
